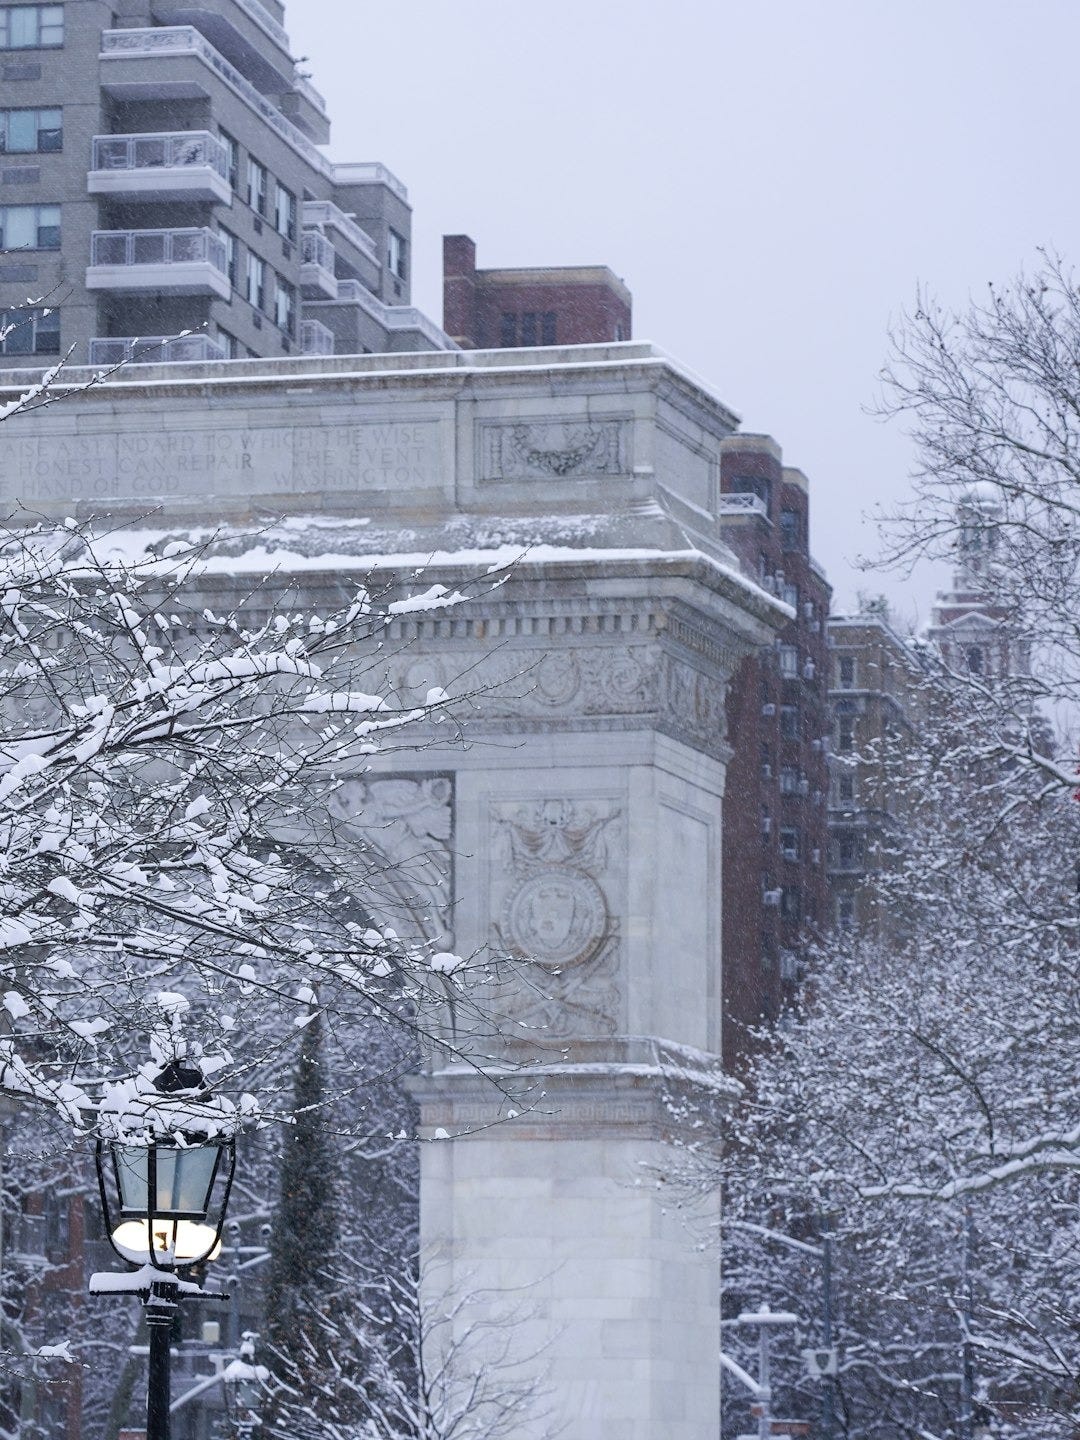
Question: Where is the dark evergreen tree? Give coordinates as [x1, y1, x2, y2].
[264, 1009, 339, 1358]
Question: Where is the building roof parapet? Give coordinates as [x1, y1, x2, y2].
[827, 611, 922, 663]
[331, 162, 409, 203]
[477, 264, 631, 307]
[720, 433, 782, 462]
[0, 342, 740, 426]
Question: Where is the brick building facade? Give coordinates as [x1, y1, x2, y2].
[443, 233, 631, 350]
[718, 435, 832, 1063]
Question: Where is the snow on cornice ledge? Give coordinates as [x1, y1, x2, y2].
[0, 342, 742, 430]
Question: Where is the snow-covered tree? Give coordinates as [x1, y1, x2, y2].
[703, 255, 1080, 1437]
[876, 248, 1080, 796]
[0, 517, 501, 1133]
[708, 652, 1080, 1437]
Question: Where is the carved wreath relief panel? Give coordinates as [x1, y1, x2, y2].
[478, 420, 629, 481]
[489, 796, 623, 1036]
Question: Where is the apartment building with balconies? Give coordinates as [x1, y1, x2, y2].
[717, 434, 832, 1064]
[0, 0, 454, 367]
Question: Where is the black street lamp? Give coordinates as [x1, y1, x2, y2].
[92, 1059, 237, 1440]
[221, 1333, 268, 1440]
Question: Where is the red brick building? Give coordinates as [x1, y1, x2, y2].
[718, 436, 832, 1065]
[443, 235, 631, 350]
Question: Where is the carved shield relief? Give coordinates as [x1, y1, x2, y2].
[489, 796, 623, 1036]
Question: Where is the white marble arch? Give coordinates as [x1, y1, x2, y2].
[0, 343, 788, 1440]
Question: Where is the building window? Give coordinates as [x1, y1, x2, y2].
[0, 5, 63, 48]
[245, 252, 265, 310]
[218, 128, 238, 190]
[780, 886, 801, 922]
[780, 704, 798, 739]
[219, 227, 238, 289]
[966, 645, 984, 675]
[837, 713, 855, 752]
[731, 474, 771, 508]
[246, 157, 267, 216]
[779, 766, 799, 795]
[838, 771, 855, 803]
[778, 644, 798, 678]
[0, 202, 59, 249]
[216, 328, 237, 359]
[274, 182, 296, 241]
[387, 227, 406, 280]
[836, 894, 855, 930]
[0, 304, 59, 354]
[835, 830, 860, 868]
[521, 312, 537, 346]
[780, 507, 800, 551]
[0, 107, 61, 153]
[274, 275, 295, 335]
[779, 827, 799, 861]
[838, 655, 855, 689]
[781, 581, 798, 609]
[500, 312, 516, 347]
[542, 311, 556, 345]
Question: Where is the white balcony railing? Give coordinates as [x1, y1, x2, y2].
[300, 228, 337, 299]
[718, 492, 768, 518]
[301, 200, 378, 265]
[91, 227, 227, 272]
[300, 318, 334, 356]
[301, 228, 335, 272]
[89, 334, 225, 366]
[92, 130, 228, 177]
[101, 28, 332, 180]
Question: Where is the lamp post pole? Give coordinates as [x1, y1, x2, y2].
[821, 1207, 835, 1440]
[145, 1282, 178, 1440]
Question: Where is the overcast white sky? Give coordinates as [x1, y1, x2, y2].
[287, 0, 1080, 623]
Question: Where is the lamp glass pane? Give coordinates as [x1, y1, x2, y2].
[113, 1143, 220, 1218]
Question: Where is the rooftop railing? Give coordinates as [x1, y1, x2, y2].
[89, 334, 225, 366]
[300, 318, 334, 356]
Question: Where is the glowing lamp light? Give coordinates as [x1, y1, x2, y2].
[95, 1061, 236, 1273]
